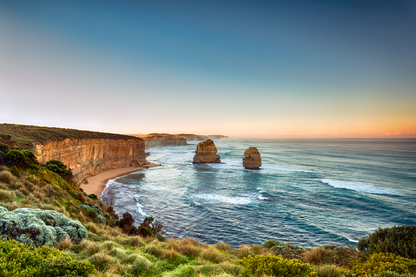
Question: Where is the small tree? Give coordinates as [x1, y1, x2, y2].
[45, 160, 73, 181]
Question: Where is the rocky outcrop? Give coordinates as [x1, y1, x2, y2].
[0, 206, 87, 246]
[34, 137, 146, 183]
[176, 134, 208, 141]
[135, 133, 187, 149]
[243, 147, 262, 169]
[193, 139, 221, 164]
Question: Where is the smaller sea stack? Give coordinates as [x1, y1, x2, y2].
[193, 139, 221, 164]
[243, 147, 262, 169]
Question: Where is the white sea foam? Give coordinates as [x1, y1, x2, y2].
[321, 179, 400, 195]
[134, 195, 148, 216]
[194, 194, 252, 205]
[140, 185, 167, 191]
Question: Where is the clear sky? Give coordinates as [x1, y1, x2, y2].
[1, 0, 415, 138]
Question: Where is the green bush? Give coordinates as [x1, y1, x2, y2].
[358, 225, 416, 259]
[45, 160, 73, 181]
[238, 254, 314, 277]
[349, 253, 416, 276]
[263, 239, 304, 259]
[0, 238, 95, 277]
[3, 149, 37, 169]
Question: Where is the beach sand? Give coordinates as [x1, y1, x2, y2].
[79, 163, 160, 196]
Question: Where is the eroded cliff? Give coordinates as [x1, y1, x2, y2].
[0, 124, 146, 184]
[34, 138, 146, 183]
[134, 133, 187, 149]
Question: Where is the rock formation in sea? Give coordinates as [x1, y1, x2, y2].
[193, 139, 221, 164]
[135, 133, 187, 149]
[243, 147, 262, 169]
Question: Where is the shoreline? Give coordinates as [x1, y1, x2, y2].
[79, 163, 160, 197]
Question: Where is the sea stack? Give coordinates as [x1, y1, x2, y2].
[193, 139, 221, 164]
[243, 147, 262, 169]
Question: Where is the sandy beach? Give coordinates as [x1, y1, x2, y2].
[79, 163, 160, 196]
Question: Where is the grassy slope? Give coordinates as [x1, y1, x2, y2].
[0, 165, 367, 277]
[0, 124, 141, 150]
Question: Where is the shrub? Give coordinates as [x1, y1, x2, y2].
[358, 225, 416, 259]
[263, 239, 304, 259]
[0, 238, 95, 277]
[4, 149, 37, 168]
[314, 264, 347, 277]
[238, 254, 314, 277]
[81, 203, 106, 224]
[118, 212, 135, 234]
[349, 253, 416, 276]
[45, 160, 73, 181]
[0, 206, 88, 246]
[0, 171, 13, 184]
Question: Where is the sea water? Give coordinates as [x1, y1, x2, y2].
[100, 139, 416, 248]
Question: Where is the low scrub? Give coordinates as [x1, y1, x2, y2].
[238, 254, 314, 277]
[0, 238, 95, 277]
[358, 225, 416, 259]
[349, 252, 416, 276]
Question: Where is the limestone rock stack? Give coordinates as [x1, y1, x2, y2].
[193, 139, 221, 164]
[243, 147, 262, 169]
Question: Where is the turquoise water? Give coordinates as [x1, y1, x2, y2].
[100, 139, 416, 248]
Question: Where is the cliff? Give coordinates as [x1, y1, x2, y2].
[0, 124, 146, 183]
[207, 135, 229, 139]
[134, 133, 187, 149]
[176, 134, 208, 141]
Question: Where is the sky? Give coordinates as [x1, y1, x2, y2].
[0, 0, 415, 138]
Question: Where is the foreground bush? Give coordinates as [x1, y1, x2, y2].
[263, 239, 304, 259]
[349, 253, 416, 276]
[0, 206, 87, 246]
[0, 238, 95, 277]
[238, 254, 314, 277]
[358, 225, 416, 259]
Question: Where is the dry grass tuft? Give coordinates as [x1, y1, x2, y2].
[237, 245, 252, 259]
[0, 171, 13, 184]
[129, 255, 153, 276]
[0, 189, 15, 202]
[144, 243, 164, 257]
[200, 247, 226, 263]
[122, 236, 144, 247]
[80, 240, 101, 256]
[88, 251, 116, 271]
[303, 247, 331, 265]
[215, 242, 233, 253]
[165, 249, 181, 260]
[56, 237, 74, 250]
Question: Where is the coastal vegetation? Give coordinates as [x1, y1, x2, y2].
[0, 130, 415, 276]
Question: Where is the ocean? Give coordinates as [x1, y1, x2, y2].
[100, 139, 416, 248]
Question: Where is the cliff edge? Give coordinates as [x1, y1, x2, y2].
[0, 124, 146, 183]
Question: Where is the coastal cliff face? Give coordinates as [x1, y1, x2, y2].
[193, 139, 221, 164]
[34, 138, 146, 184]
[176, 134, 208, 141]
[135, 133, 187, 149]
